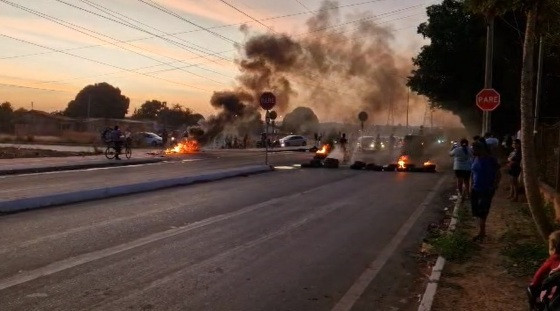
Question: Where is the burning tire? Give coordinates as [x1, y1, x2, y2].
[324, 158, 339, 169]
[350, 161, 366, 170]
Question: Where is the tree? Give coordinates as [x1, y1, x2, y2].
[64, 82, 129, 119]
[281, 107, 320, 134]
[157, 104, 204, 129]
[407, 0, 524, 135]
[0, 102, 14, 133]
[131, 100, 167, 120]
[466, 0, 560, 240]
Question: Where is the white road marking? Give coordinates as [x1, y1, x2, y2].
[331, 175, 448, 311]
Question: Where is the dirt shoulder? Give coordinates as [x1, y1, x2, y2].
[0, 147, 100, 159]
[431, 171, 550, 311]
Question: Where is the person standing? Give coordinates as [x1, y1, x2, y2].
[470, 141, 501, 241]
[484, 132, 500, 155]
[507, 139, 523, 201]
[450, 138, 473, 198]
[161, 128, 168, 148]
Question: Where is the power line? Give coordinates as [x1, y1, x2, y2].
[0, 32, 212, 92]
[0, 0, 227, 86]
[217, 0, 276, 33]
[0, 82, 69, 93]
[0, 0, 392, 62]
[294, 0, 312, 12]
[52, 0, 233, 63]
[136, 0, 238, 44]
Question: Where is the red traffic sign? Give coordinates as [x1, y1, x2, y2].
[476, 88, 501, 111]
[259, 92, 276, 110]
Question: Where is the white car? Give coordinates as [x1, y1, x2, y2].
[138, 132, 163, 146]
[279, 135, 307, 147]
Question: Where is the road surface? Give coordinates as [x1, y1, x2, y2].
[0, 163, 450, 310]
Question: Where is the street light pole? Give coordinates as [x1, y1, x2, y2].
[533, 36, 544, 135]
[406, 87, 410, 131]
[483, 15, 495, 135]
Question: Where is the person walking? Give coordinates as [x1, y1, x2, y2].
[507, 139, 523, 201]
[450, 138, 473, 198]
[470, 141, 501, 241]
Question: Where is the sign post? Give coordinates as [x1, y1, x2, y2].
[358, 111, 368, 131]
[260, 92, 276, 165]
[476, 88, 500, 135]
[476, 88, 500, 111]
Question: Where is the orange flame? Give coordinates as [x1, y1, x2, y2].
[398, 155, 409, 169]
[316, 144, 330, 155]
[166, 139, 200, 154]
[423, 160, 435, 166]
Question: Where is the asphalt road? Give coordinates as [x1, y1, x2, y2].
[0, 165, 450, 311]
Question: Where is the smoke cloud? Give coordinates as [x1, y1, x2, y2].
[205, 0, 439, 140]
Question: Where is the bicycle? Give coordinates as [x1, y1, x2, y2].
[104, 141, 131, 159]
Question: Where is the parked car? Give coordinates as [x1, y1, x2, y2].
[279, 135, 307, 147]
[136, 132, 163, 146]
[356, 136, 376, 151]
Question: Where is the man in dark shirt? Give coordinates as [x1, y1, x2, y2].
[111, 125, 123, 160]
[471, 141, 501, 241]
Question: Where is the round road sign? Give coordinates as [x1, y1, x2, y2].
[358, 111, 368, 122]
[476, 88, 501, 111]
[268, 110, 278, 120]
[260, 92, 276, 110]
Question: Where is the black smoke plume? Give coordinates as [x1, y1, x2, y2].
[204, 0, 419, 141]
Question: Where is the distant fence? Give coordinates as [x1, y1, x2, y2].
[536, 122, 560, 191]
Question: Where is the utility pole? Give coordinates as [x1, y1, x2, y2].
[87, 95, 92, 120]
[406, 88, 410, 131]
[482, 15, 495, 135]
[533, 36, 544, 135]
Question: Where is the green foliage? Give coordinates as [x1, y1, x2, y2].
[501, 229, 548, 276]
[431, 230, 479, 262]
[408, 0, 529, 134]
[0, 102, 14, 133]
[132, 101, 204, 129]
[281, 107, 319, 134]
[64, 82, 130, 119]
[131, 100, 167, 120]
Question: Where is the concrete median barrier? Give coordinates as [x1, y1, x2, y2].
[0, 165, 274, 213]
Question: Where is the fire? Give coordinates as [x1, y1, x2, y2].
[316, 144, 330, 155]
[166, 139, 200, 154]
[423, 160, 434, 166]
[398, 155, 409, 169]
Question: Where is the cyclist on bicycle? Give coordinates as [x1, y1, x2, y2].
[111, 125, 124, 160]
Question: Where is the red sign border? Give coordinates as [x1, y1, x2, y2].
[476, 88, 501, 112]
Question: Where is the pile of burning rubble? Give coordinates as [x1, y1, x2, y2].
[301, 144, 341, 169]
[302, 146, 436, 172]
[165, 139, 200, 155]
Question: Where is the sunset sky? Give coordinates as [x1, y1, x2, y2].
[0, 0, 441, 123]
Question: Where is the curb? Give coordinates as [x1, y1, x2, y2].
[0, 158, 165, 176]
[0, 165, 273, 213]
[417, 195, 462, 311]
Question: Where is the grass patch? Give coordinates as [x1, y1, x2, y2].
[501, 236, 548, 277]
[431, 229, 479, 263]
[500, 202, 550, 277]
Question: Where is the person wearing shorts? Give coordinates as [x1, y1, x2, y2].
[471, 141, 501, 241]
[450, 138, 473, 198]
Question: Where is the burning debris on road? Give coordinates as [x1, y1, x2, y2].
[165, 139, 200, 155]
